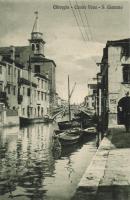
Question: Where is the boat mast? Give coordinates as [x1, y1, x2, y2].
[68, 75, 71, 121]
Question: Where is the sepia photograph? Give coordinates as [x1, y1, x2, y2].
[0, 0, 130, 199]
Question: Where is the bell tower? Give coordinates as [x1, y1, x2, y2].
[29, 11, 45, 56]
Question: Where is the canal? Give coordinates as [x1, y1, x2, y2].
[0, 123, 97, 200]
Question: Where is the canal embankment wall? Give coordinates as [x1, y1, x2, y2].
[73, 125, 130, 200]
[0, 109, 19, 127]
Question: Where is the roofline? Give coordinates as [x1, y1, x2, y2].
[43, 58, 56, 67]
[2, 57, 24, 69]
[106, 38, 130, 47]
[34, 73, 49, 80]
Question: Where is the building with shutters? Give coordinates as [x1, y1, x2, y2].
[0, 12, 56, 117]
[97, 38, 130, 131]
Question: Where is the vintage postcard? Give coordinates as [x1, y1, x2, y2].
[0, 0, 129, 200]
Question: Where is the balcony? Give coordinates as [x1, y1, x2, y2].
[18, 78, 37, 88]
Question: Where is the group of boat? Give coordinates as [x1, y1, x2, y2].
[54, 120, 96, 146]
[53, 76, 97, 146]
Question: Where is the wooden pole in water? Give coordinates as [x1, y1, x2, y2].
[68, 75, 71, 121]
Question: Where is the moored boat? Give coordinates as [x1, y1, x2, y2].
[20, 116, 45, 126]
[58, 119, 80, 130]
[83, 127, 97, 134]
[57, 128, 83, 145]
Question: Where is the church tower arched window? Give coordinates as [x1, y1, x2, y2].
[36, 44, 40, 51]
[32, 44, 35, 51]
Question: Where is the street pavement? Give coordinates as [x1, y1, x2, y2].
[72, 126, 130, 200]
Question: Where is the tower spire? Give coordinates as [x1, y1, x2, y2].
[32, 11, 39, 33]
[29, 11, 45, 56]
[31, 11, 43, 40]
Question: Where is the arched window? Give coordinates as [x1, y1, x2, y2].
[36, 43, 40, 51]
[32, 44, 35, 51]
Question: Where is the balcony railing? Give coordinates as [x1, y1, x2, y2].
[18, 78, 37, 88]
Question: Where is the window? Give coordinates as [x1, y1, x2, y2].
[36, 43, 40, 51]
[27, 88, 30, 96]
[34, 90, 36, 98]
[22, 108, 25, 115]
[0, 65, 2, 74]
[8, 65, 11, 75]
[8, 85, 11, 94]
[92, 96, 95, 101]
[93, 89, 96, 95]
[32, 44, 35, 51]
[45, 93, 47, 101]
[41, 80, 43, 89]
[41, 92, 43, 100]
[0, 83, 3, 91]
[92, 102, 95, 107]
[23, 87, 25, 95]
[13, 86, 16, 95]
[14, 68, 16, 76]
[123, 65, 130, 83]
[34, 65, 40, 73]
[41, 107, 44, 116]
[15, 54, 20, 58]
[38, 91, 40, 100]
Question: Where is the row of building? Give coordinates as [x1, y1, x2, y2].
[0, 12, 57, 126]
[84, 38, 130, 132]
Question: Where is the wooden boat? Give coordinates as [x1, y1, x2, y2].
[20, 116, 45, 126]
[83, 127, 97, 134]
[57, 128, 83, 145]
[58, 119, 80, 130]
[54, 129, 64, 135]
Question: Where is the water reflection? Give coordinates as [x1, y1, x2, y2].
[0, 124, 96, 200]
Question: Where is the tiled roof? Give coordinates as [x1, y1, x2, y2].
[0, 46, 30, 55]
[0, 46, 56, 66]
[102, 38, 130, 62]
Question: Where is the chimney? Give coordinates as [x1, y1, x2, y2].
[10, 46, 15, 61]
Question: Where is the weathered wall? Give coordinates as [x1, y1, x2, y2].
[0, 110, 19, 127]
[108, 46, 130, 126]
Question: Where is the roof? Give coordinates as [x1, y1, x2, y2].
[31, 55, 56, 67]
[2, 57, 24, 69]
[102, 38, 130, 62]
[107, 38, 130, 47]
[0, 46, 56, 67]
[34, 73, 49, 81]
[0, 46, 30, 55]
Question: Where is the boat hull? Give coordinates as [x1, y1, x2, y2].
[20, 117, 49, 126]
[59, 138, 79, 145]
[57, 128, 83, 146]
[58, 120, 80, 130]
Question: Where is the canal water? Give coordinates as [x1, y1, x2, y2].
[0, 123, 97, 200]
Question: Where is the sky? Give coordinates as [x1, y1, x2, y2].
[0, 0, 129, 103]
